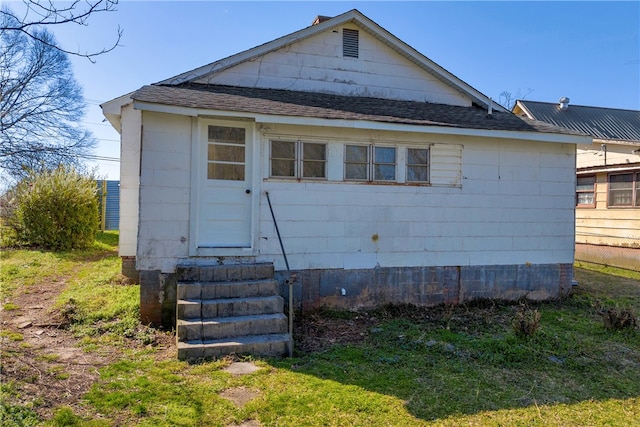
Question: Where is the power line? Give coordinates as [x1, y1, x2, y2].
[79, 154, 120, 162]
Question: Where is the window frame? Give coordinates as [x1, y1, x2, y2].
[269, 140, 327, 180]
[607, 171, 640, 208]
[344, 144, 398, 183]
[206, 125, 246, 181]
[575, 174, 596, 208]
[405, 146, 431, 184]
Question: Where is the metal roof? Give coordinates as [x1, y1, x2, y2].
[516, 100, 640, 143]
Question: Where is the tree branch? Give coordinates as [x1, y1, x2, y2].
[0, 0, 121, 62]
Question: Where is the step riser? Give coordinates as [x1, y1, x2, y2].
[178, 316, 288, 341]
[178, 296, 284, 320]
[178, 338, 291, 361]
[204, 297, 284, 318]
[177, 280, 278, 300]
[177, 263, 274, 282]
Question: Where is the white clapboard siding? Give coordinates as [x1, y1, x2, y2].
[194, 25, 470, 106]
[118, 104, 141, 258]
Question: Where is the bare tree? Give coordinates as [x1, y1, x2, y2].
[0, 12, 94, 180]
[0, 0, 121, 62]
[499, 88, 534, 110]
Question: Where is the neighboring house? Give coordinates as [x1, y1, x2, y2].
[96, 180, 120, 231]
[513, 99, 640, 271]
[102, 10, 589, 358]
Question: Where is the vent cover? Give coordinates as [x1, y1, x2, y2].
[343, 28, 359, 58]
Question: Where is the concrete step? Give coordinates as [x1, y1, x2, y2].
[176, 263, 274, 282]
[177, 295, 284, 320]
[177, 279, 279, 300]
[177, 313, 288, 342]
[177, 333, 292, 361]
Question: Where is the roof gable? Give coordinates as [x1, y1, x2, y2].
[132, 83, 586, 140]
[158, 9, 507, 112]
[515, 100, 640, 143]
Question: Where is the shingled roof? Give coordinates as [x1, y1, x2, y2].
[516, 100, 640, 142]
[132, 83, 583, 136]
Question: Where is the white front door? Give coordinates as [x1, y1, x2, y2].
[197, 120, 252, 248]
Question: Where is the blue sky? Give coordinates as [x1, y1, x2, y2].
[9, 1, 639, 179]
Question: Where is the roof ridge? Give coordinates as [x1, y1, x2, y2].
[519, 100, 639, 113]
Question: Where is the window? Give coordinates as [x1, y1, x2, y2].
[302, 143, 327, 178]
[345, 145, 397, 181]
[576, 175, 595, 207]
[345, 145, 368, 180]
[608, 172, 640, 207]
[374, 147, 396, 181]
[343, 29, 359, 58]
[270, 140, 326, 179]
[406, 148, 430, 183]
[207, 125, 245, 180]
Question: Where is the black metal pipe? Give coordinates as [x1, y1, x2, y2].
[265, 191, 290, 271]
[265, 191, 294, 356]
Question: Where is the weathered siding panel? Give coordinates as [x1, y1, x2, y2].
[137, 112, 193, 272]
[254, 126, 576, 271]
[119, 105, 141, 258]
[134, 118, 576, 276]
[195, 25, 470, 106]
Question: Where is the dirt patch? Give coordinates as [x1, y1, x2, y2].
[0, 264, 174, 421]
[292, 301, 517, 353]
[220, 386, 261, 408]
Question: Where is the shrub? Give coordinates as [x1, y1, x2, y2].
[9, 166, 99, 250]
[601, 307, 638, 330]
[512, 304, 541, 337]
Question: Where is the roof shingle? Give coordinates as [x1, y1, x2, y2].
[132, 84, 585, 136]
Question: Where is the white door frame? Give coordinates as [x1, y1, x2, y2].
[189, 117, 259, 256]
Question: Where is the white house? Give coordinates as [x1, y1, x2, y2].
[102, 10, 589, 358]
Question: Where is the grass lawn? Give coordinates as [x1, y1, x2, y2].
[1, 234, 638, 426]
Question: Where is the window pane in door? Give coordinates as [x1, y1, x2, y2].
[208, 144, 245, 162]
[207, 125, 245, 181]
[208, 163, 244, 181]
[208, 126, 245, 144]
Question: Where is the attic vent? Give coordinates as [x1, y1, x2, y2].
[343, 28, 359, 58]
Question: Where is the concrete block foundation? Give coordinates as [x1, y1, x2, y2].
[140, 262, 573, 329]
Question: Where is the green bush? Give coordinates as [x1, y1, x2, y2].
[9, 167, 99, 250]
